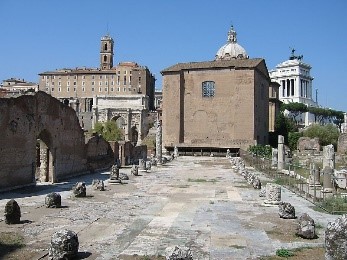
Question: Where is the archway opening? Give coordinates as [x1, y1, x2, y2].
[111, 116, 126, 140]
[36, 129, 55, 182]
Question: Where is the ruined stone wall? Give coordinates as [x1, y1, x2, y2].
[86, 135, 115, 172]
[338, 133, 347, 154]
[0, 92, 87, 190]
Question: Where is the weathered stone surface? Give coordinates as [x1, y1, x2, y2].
[259, 189, 266, 197]
[278, 202, 295, 219]
[156, 122, 162, 164]
[110, 164, 120, 180]
[119, 173, 129, 180]
[167, 246, 193, 260]
[297, 137, 320, 152]
[0, 92, 88, 190]
[296, 213, 316, 239]
[323, 166, 334, 193]
[4, 199, 21, 224]
[86, 134, 114, 172]
[252, 178, 261, 189]
[72, 182, 86, 197]
[271, 148, 278, 167]
[325, 214, 347, 260]
[264, 183, 281, 205]
[308, 163, 320, 187]
[277, 135, 285, 171]
[146, 160, 152, 171]
[337, 133, 347, 154]
[48, 229, 79, 260]
[45, 192, 62, 208]
[323, 144, 335, 170]
[91, 179, 105, 191]
[131, 165, 139, 176]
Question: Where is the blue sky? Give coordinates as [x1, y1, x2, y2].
[1, 0, 346, 111]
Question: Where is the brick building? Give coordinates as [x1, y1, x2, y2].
[38, 35, 155, 131]
[161, 26, 271, 153]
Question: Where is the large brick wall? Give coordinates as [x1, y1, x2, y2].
[161, 59, 270, 151]
[0, 92, 87, 190]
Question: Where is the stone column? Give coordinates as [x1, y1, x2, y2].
[271, 148, 278, 167]
[156, 121, 162, 165]
[264, 183, 281, 205]
[125, 109, 131, 141]
[277, 135, 285, 171]
[323, 144, 335, 170]
[308, 163, 321, 187]
[137, 111, 143, 145]
[323, 166, 334, 193]
[174, 146, 179, 158]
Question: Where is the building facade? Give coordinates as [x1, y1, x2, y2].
[269, 50, 318, 126]
[38, 35, 155, 133]
[0, 78, 38, 96]
[161, 26, 271, 153]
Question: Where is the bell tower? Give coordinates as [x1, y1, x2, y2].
[100, 35, 114, 70]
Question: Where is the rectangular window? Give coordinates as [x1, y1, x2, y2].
[73, 81, 76, 86]
[58, 87, 61, 92]
[58, 82, 61, 86]
[82, 87, 85, 92]
[74, 75, 77, 79]
[91, 87, 94, 92]
[139, 76, 141, 84]
[202, 81, 215, 97]
[124, 70, 127, 74]
[92, 75, 95, 79]
[117, 87, 120, 92]
[99, 75, 102, 79]
[111, 87, 114, 91]
[123, 76, 126, 85]
[123, 87, 126, 92]
[67, 81, 70, 86]
[51, 88, 54, 92]
[82, 81, 85, 86]
[74, 88, 76, 92]
[99, 87, 102, 92]
[67, 87, 70, 92]
[99, 81, 102, 86]
[105, 81, 108, 86]
[52, 82, 55, 86]
[92, 81, 95, 86]
[105, 87, 108, 91]
[111, 81, 114, 85]
[82, 75, 85, 79]
[117, 76, 120, 85]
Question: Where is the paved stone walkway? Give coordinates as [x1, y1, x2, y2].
[0, 156, 337, 259]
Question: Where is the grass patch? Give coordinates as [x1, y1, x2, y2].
[276, 248, 295, 257]
[187, 178, 217, 183]
[0, 232, 25, 258]
[229, 245, 246, 249]
[316, 196, 347, 214]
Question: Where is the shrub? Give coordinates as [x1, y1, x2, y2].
[288, 132, 303, 151]
[303, 124, 339, 148]
[248, 145, 272, 158]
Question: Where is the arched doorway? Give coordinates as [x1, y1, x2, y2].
[36, 129, 55, 182]
[111, 116, 126, 140]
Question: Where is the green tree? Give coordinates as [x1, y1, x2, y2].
[303, 124, 340, 148]
[288, 132, 303, 151]
[92, 120, 123, 141]
[283, 102, 307, 125]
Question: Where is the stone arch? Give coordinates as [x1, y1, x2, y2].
[36, 129, 55, 182]
[111, 115, 126, 140]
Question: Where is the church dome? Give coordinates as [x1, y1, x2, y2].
[215, 26, 248, 60]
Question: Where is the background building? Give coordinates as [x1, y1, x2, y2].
[0, 78, 38, 97]
[161, 26, 271, 153]
[38, 35, 155, 133]
[269, 50, 318, 126]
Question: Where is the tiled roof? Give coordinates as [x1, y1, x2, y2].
[161, 58, 264, 73]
